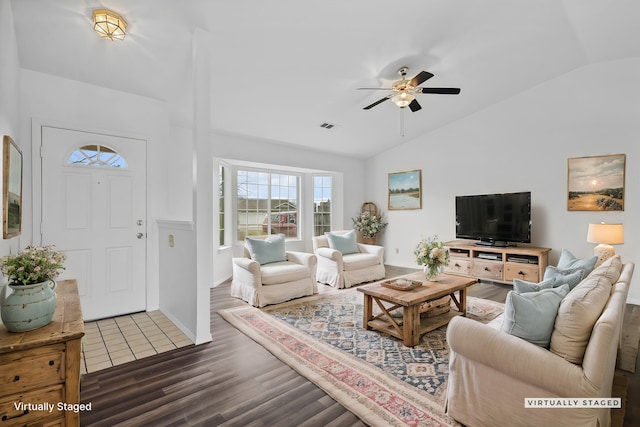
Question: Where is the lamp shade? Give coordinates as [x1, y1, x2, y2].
[587, 223, 624, 245]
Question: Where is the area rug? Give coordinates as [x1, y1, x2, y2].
[219, 289, 503, 427]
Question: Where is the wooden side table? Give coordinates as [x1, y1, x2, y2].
[0, 280, 84, 426]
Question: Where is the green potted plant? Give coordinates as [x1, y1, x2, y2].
[1, 246, 66, 332]
[352, 211, 388, 244]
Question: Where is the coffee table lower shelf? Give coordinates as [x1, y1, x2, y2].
[366, 310, 463, 343]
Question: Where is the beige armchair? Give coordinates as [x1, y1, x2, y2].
[231, 235, 317, 307]
[312, 230, 385, 289]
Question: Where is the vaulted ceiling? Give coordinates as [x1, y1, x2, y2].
[10, 0, 640, 158]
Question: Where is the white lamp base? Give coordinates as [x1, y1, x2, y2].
[593, 244, 615, 268]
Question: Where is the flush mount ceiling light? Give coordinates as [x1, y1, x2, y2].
[92, 9, 127, 41]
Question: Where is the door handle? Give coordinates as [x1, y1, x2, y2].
[137, 233, 145, 239]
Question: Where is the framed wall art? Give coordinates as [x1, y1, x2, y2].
[3, 135, 23, 238]
[388, 169, 421, 210]
[567, 153, 625, 211]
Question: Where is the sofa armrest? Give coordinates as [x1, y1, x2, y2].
[447, 316, 592, 397]
[232, 256, 261, 275]
[286, 251, 317, 270]
[357, 243, 384, 259]
[315, 247, 342, 262]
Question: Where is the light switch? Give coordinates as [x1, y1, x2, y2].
[169, 234, 175, 247]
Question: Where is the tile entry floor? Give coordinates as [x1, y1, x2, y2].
[81, 311, 193, 374]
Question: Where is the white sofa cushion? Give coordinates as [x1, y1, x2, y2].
[342, 253, 381, 271]
[550, 255, 623, 364]
[260, 261, 310, 285]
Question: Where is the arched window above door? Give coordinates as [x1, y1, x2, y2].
[67, 144, 128, 168]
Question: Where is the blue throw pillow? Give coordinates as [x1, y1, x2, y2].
[543, 266, 585, 291]
[501, 284, 570, 347]
[327, 230, 359, 255]
[513, 278, 555, 294]
[245, 234, 287, 265]
[557, 249, 598, 277]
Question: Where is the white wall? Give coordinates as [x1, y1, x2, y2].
[0, 0, 22, 258]
[366, 59, 640, 304]
[18, 69, 173, 314]
[162, 128, 367, 285]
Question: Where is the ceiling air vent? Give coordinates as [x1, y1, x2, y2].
[320, 122, 336, 130]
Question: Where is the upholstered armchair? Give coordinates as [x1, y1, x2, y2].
[231, 234, 317, 307]
[312, 230, 385, 289]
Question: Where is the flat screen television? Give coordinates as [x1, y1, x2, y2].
[455, 191, 531, 246]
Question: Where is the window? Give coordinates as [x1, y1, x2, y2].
[67, 145, 127, 168]
[218, 165, 225, 246]
[237, 170, 299, 241]
[313, 176, 332, 236]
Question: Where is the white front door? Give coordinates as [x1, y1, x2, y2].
[41, 126, 147, 320]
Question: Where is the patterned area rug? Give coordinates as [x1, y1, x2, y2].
[219, 288, 504, 426]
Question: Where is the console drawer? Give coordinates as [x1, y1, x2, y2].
[471, 260, 503, 280]
[445, 258, 471, 275]
[505, 263, 540, 283]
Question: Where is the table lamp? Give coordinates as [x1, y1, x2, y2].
[587, 223, 624, 267]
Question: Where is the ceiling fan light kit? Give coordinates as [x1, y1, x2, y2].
[360, 66, 460, 112]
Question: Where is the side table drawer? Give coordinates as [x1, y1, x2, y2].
[0, 344, 65, 393]
[471, 260, 503, 281]
[505, 263, 540, 283]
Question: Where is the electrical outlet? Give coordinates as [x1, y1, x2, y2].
[395, 248, 399, 254]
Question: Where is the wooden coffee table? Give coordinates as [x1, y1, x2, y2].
[357, 272, 477, 347]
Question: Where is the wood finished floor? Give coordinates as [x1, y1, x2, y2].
[80, 266, 640, 426]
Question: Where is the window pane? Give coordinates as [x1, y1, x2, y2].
[313, 175, 331, 236]
[237, 169, 299, 241]
[67, 144, 127, 168]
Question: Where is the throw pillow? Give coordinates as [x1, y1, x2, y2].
[557, 249, 598, 276]
[327, 230, 359, 255]
[549, 255, 622, 364]
[501, 284, 570, 347]
[513, 278, 555, 294]
[543, 266, 585, 291]
[245, 234, 287, 265]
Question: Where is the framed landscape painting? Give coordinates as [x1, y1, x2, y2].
[567, 154, 625, 211]
[388, 170, 421, 210]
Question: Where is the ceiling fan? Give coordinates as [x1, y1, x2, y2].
[359, 67, 460, 112]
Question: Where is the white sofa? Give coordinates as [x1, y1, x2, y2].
[231, 235, 317, 307]
[445, 256, 634, 427]
[312, 230, 385, 289]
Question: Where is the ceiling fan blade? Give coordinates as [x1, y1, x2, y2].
[418, 87, 461, 95]
[408, 71, 434, 87]
[408, 99, 422, 112]
[363, 96, 391, 110]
